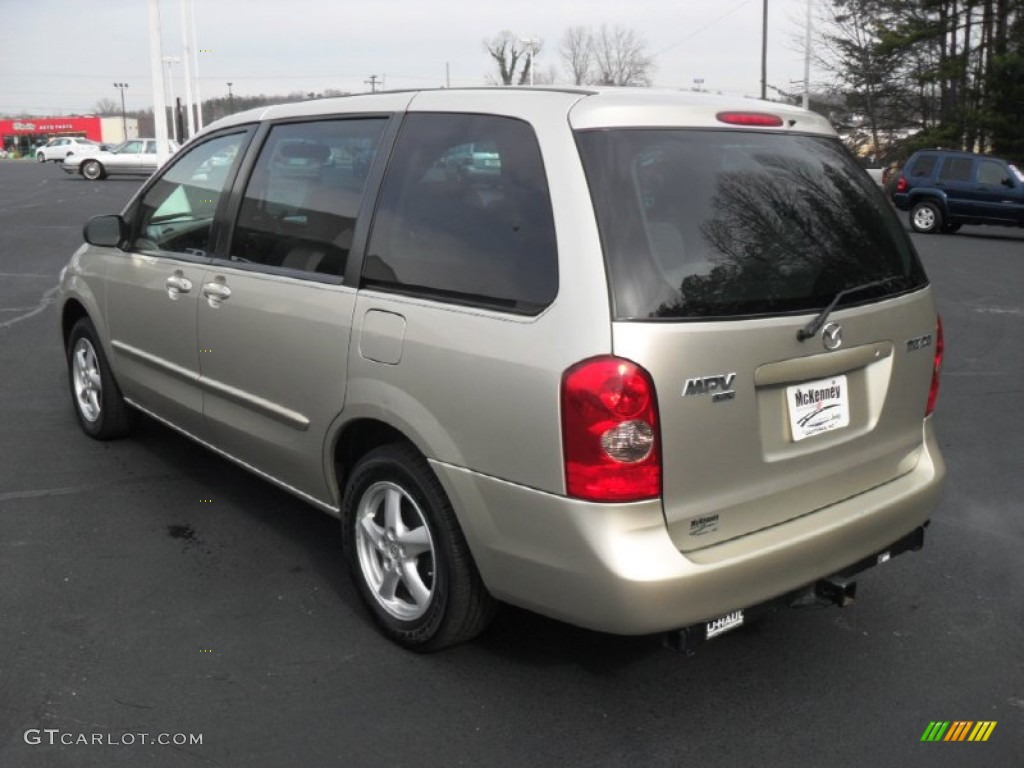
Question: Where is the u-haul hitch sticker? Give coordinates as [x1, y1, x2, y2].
[706, 610, 744, 639]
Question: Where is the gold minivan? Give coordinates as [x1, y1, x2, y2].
[59, 88, 945, 652]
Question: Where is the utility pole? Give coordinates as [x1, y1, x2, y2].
[803, 0, 813, 110]
[227, 82, 234, 113]
[365, 75, 381, 93]
[760, 0, 768, 100]
[113, 82, 129, 139]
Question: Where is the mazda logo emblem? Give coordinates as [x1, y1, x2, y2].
[822, 322, 843, 350]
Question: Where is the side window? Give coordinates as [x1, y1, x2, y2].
[364, 113, 558, 314]
[909, 154, 937, 177]
[145, 141, 156, 154]
[938, 156, 973, 182]
[977, 160, 1009, 186]
[130, 132, 247, 257]
[229, 118, 386, 277]
[120, 141, 144, 155]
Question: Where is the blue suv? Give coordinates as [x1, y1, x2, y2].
[892, 149, 1024, 234]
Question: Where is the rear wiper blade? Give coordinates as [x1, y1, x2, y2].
[796, 276, 901, 342]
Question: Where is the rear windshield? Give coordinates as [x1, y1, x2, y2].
[575, 129, 927, 320]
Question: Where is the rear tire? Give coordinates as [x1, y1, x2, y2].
[66, 318, 133, 439]
[910, 201, 943, 234]
[341, 444, 496, 651]
[81, 160, 105, 181]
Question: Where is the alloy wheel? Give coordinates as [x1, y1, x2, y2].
[354, 481, 436, 621]
[72, 338, 103, 423]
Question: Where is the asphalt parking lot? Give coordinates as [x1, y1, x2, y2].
[1, 160, 1022, 767]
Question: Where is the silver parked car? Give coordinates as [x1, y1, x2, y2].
[62, 138, 180, 180]
[58, 88, 945, 652]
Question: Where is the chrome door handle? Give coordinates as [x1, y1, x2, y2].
[165, 273, 193, 300]
[202, 281, 232, 307]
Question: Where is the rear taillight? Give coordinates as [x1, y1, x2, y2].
[926, 316, 944, 416]
[561, 356, 661, 502]
[895, 176, 908, 193]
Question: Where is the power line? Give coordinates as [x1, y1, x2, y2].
[653, 0, 756, 58]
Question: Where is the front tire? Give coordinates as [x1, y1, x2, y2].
[66, 318, 133, 439]
[36, 152, 45, 163]
[81, 159, 105, 180]
[341, 444, 495, 651]
[910, 201, 943, 234]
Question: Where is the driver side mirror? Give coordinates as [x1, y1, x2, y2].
[1001, 176, 1015, 189]
[83, 214, 128, 248]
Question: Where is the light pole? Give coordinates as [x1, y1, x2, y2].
[519, 38, 540, 86]
[227, 82, 234, 113]
[113, 82, 129, 139]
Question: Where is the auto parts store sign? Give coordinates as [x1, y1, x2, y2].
[0, 117, 102, 140]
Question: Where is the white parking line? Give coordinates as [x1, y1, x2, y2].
[0, 284, 59, 329]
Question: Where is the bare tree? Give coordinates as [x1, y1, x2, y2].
[559, 26, 594, 85]
[532, 64, 559, 85]
[93, 98, 120, 115]
[561, 25, 653, 87]
[484, 30, 542, 85]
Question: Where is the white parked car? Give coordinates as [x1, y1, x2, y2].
[36, 137, 102, 163]
[62, 139, 180, 180]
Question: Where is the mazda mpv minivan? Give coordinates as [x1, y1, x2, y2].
[59, 88, 945, 652]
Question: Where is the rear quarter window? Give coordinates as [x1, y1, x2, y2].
[363, 113, 558, 315]
[908, 153, 938, 178]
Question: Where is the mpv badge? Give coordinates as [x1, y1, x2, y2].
[822, 322, 843, 351]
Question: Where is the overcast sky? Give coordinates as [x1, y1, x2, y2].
[0, 0, 817, 116]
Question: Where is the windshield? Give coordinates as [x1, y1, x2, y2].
[575, 129, 927, 320]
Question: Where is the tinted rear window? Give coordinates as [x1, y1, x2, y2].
[908, 153, 938, 178]
[575, 130, 927, 320]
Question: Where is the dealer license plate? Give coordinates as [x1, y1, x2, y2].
[786, 374, 850, 442]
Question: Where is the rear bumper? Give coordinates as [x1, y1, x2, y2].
[431, 419, 944, 635]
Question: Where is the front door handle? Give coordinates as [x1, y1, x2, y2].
[202, 281, 232, 308]
[165, 272, 193, 300]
